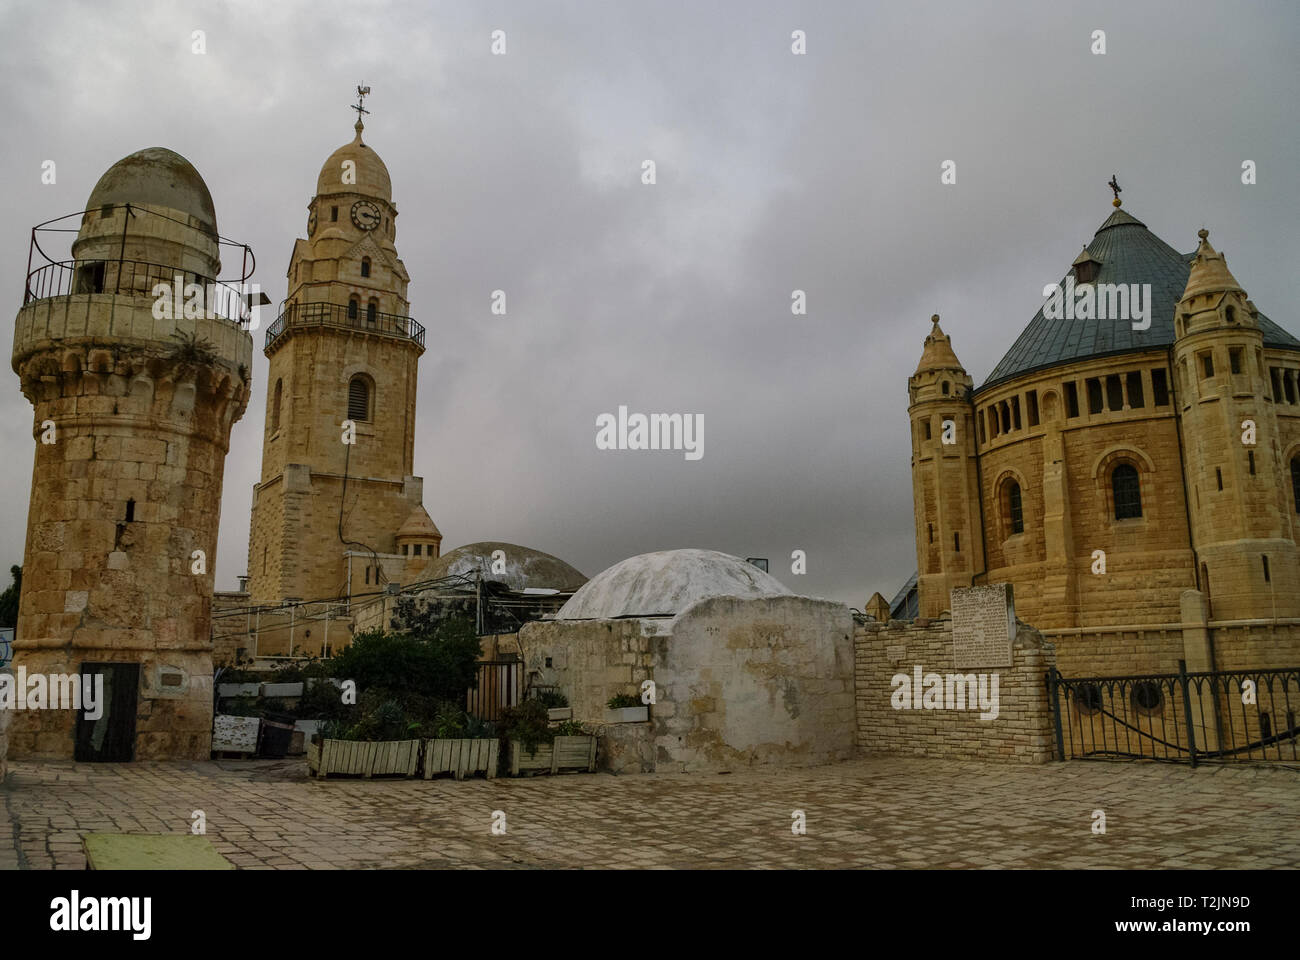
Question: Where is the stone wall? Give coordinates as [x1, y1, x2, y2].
[855, 615, 1057, 763]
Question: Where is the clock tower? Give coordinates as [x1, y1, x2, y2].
[247, 100, 435, 611]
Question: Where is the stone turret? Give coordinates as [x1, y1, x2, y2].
[9, 147, 253, 760]
[1172, 229, 1299, 620]
[908, 315, 983, 617]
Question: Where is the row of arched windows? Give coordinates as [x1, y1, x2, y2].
[998, 463, 1142, 539]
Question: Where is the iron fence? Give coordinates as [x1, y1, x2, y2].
[1047, 661, 1300, 765]
[24, 258, 252, 324]
[264, 300, 425, 351]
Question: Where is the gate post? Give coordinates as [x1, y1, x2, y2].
[1046, 668, 1066, 761]
[1178, 659, 1199, 768]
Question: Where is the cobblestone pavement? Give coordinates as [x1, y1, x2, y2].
[2, 757, 1297, 869]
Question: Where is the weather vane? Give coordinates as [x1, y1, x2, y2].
[1108, 174, 1122, 207]
[351, 85, 371, 124]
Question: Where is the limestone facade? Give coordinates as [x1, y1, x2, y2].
[246, 116, 434, 607]
[909, 208, 1300, 675]
[9, 148, 252, 759]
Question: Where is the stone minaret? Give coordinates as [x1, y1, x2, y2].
[1172, 229, 1300, 621]
[248, 110, 429, 605]
[909, 316, 984, 617]
[10, 148, 253, 760]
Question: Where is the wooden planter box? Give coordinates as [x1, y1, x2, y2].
[306, 738, 420, 779]
[508, 736, 596, 776]
[605, 706, 649, 723]
[423, 739, 499, 780]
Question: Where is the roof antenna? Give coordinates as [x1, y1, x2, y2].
[1108, 174, 1122, 208]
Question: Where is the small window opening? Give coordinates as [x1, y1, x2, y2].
[1229, 348, 1242, 374]
[331, 206, 338, 222]
[125, 499, 135, 522]
[1216, 468, 1223, 491]
[1151, 369, 1170, 406]
[1263, 555, 1271, 583]
[361, 257, 371, 278]
[1126, 371, 1144, 408]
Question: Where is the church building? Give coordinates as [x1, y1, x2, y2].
[907, 192, 1300, 674]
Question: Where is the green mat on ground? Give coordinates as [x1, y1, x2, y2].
[82, 834, 236, 870]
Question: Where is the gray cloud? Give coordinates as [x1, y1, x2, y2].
[1, 0, 1296, 609]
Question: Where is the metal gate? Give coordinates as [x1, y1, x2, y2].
[74, 662, 140, 762]
[1047, 661, 1300, 765]
[466, 660, 520, 722]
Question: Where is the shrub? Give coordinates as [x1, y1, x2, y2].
[535, 690, 568, 708]
[329, 615, 481, 704]
[498, 698, 555, 757]
[607, 692, 640, 709]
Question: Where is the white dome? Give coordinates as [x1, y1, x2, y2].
[557, 549, 792, 620]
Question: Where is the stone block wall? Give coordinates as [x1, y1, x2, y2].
[855, 615, 1057, 763]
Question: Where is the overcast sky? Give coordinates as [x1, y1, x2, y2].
[1, 0, 1297, 609]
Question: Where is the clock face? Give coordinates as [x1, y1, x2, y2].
[307, 210, 317, 236]
[351, 200, 381, 230]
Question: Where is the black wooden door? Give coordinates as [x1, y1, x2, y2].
[74, 662, 139, 762]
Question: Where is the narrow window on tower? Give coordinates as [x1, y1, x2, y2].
[271, 378, 282, 433]
[978, 411, 986, 444]
[1064, 381, 1080, 418]
[365, 566, 370, 585]
[347, 297, 358, 321]
[1229, 348, 1242, 374]
[366, 300, 377, 326]
[953, 532, 960, 552]
[1287, 372, 1298, 405]
[1248, 451, 1255, 476]
[1292, 457, 1300, 511]
[348, 375, 371, 422]
[1011, 396, 1021, 430]
[1126, 371, 1144, 408]
[1201, 352, 1214, 379]
[1086, 378, 1103, 415]
[1026, 390, 1039, 427]
[1112, 463, 1142, 519]
[941, 381, 949, 396]
[331, 206, 338, 222]
[1006, 481, 1024, 535]
[361, 257, 371, 278]
[1262, 555, 1271, 583]
[923, 419, 931, 441]
[1105, 374, 1123, 411]
[414, 544, 422, 557]
[125, 499, 135, 522]
[1216, 467, 1223, 491]
[1151, 369, 1170, 406]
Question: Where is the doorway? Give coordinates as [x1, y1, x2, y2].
[74, 662, 139, 762]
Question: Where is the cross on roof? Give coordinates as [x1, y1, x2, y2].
[351, 85, 371, 123]
[1108, 174, 1122, 206]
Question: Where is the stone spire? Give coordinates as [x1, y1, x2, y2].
[914, 314, 965, 375]
[1181, 228, 1246, 302]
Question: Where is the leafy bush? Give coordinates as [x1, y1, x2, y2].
[554, 718, 587, 737]
[534, 689, 568, 708]
[498, 698, 555, 756]
[330, 615, 480, 704]
[607, 692, 640, 709]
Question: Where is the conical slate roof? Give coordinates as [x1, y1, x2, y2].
[979, 208, 1299, 391]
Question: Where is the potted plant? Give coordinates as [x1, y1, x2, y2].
[536, 689, 571, 721]
[605, 692, 649, 723]
[422, 703, 499, 780]
[306, 699, 421, 779]
[499, 701, 595, 776]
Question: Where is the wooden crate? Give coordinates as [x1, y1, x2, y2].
[307, 738, 420, 779]
[508, 736, 596, 776]
[423, 739, 499, 780]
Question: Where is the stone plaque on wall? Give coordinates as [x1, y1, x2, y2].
[950, 583, 1015, 669]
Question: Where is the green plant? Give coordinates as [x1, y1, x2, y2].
[498, 698, 555, 757]
[328, 615, 481, 704]
[535, 690, 568, 708]
[431, 701, 469, 739]
[165, 331, 221, 370]
[554, 718, 586, 737]
[607, 692, 640, 709]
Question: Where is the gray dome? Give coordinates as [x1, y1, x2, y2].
[420, 541, 586, 593]
[557, 548, 792, 620]
[87, 147, 217, 231]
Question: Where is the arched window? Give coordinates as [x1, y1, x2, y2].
[1112, 463, 1142, 519]
[1005, 480, 1024, 535]
[1292, 456, 1300, 512]
[366, 300, 377, 326]
[347, 297, 358, 321]
[271, 378, 282, 432]
[348, 375, 371, 422]
[360, 257, 371, 278]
